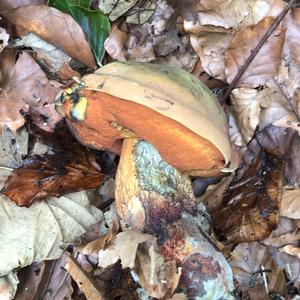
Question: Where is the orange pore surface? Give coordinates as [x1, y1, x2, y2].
[62, 89, 225, 173]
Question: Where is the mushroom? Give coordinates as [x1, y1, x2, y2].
[56, 62, 235, 299]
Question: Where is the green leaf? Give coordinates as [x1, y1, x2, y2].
[48, 0, 110, 65]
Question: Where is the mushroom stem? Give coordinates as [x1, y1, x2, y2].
[115, 138, 235, 299]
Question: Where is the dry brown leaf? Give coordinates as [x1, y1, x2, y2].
[230, 242, 270, 287]
[15, 257, 74, 300]
[0, 50, 62, 132]
[98, 231, 155, 269]
[189, 32, 233, 80]
[262, 217, 299, 248]
[230, 82, 295, 142]
[280, 244, 300, 259]
[3, 5, 96, 68]
[104, 23, 127, 61]
[268, 246, 300, 285]
[225, 17, 285, 87]
[12, 33, 72, 75]
[3, 123, 104, 206]
[165, 0, 195, 23]
[0, 0, 45, 10]
[58, 62, 81, 82]
[93, 261, 139, 299]
[212, 127, 284, 243]
[195, 0, 252, 29]
[65, 255, 105, 300]
[79, 221, 119, 256]
[284, 8, 300, 72]
[184, 0, 284, 31]
[230, 88, 261, 142]
[280, 189, 300, 219]
[265, 258, 287, 296]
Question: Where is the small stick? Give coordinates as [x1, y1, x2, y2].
[222, 0, 297, 103]
[261, 265, 269, 294]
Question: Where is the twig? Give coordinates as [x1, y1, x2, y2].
[222, 0, 297, 103]
[273, 79, 300, 123]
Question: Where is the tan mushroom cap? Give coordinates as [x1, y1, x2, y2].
[61, 62, 232, 175]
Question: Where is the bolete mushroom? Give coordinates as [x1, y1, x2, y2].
[56, 62, 232, 176]
[56, 62, 235, 299]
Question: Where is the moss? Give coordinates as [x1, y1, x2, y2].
[134, 140, 178, 197]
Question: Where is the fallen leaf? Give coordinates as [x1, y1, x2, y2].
[123, 1, 188, 65]
[230, 88, 261, 142]
[0, 50, 62, 132]
[190, 0, 254, 29]
[265, 259, 287, 296]
[0, 273, 18, 300]
[3, 122, 104, 206]
[280, 189, 300, 219]
[0, 127, 28, 168]
[3, 5, 96, 68]
[14, 260, 73, 300]
[267, 245, 300, 285]
[93, 261, 139, 299]
[12, 33, 71, 74]
[125, 1, 156, 24]
[230, 82, 295, 143]
[284, 133, 300, 187]
[99, 0, 138, 22]
[284, 8, 300, 73]
[280, 244, 300, 259]
[104, 23, 127, 61]
[0, 190, 103, 277]
[79, 221, 119, 256]
[185, 0, 284, 31]
[0, 0, 45, 10]
[262, 217, 300, 247]
[58, 62, 81, 82]
[98, 231, 155, 269]
[225, 17, 285, 87]
[230, 242, 270, 288]
[13, 263, 45, 300]
[189, 31, 233, 80]
[167, 0, 204, 23]
[212, 127, 284, 243]
[65, 255, 105, 300]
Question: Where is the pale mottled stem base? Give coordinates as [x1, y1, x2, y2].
[115, 138, 234, 299]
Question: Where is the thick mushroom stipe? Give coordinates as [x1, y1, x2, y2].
[115, 138, 235, 299]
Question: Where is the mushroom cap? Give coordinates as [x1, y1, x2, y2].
[59, 62, 232, 175]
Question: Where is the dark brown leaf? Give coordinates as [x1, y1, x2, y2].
[3, 122, 104, 207]
[212, 126, 286, 243]
[93, 261, 139, 300]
